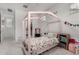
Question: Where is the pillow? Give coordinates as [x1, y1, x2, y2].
[47, 33, 57, 38]
[47, 33, 52, 38]
[53, 38, 59, 43]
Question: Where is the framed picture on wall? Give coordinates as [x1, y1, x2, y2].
[35, 28, 41, 37]
[35, 28, 40, 34]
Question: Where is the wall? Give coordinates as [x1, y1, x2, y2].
[15, 9, 27, 41]
[35, 15, 61, 36]
[67, 13, 79, 38]
[51, 4, 79, 40]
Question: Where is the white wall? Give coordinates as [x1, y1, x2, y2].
[67, 13, 79, 38]
[15, 9, 27, 41]
[51, 4, 79, 40]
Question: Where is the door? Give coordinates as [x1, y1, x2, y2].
[1, 10, 15, 42]
[0, 13, 1, 42]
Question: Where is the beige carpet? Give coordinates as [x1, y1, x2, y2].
[41, 47, 74, 55]
[0, 40, 23, 55]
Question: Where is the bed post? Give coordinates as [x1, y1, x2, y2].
[60, 20, 62, 33]
[27, 12, 31, 54]
[28, 12, 31, 38]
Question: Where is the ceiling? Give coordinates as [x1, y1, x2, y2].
[0, 3, 57, 11]
[1, 3, 76, 20]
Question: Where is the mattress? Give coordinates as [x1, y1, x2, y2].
[23, 37, 59, 54]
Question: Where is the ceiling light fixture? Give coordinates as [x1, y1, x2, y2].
[7, 8, 13, 12]
[23, 5, 28, 8]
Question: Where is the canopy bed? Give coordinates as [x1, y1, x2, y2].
[22, 11, 62, 55]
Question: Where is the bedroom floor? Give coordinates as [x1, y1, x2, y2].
[23, 47, 74, 55]
[0, 39, 74, 55]
[0, 39, 23, 55]
[41, 47, 74, 55]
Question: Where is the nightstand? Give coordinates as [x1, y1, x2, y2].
[75, 44, 79, 54]
[58, 34, 70, 50]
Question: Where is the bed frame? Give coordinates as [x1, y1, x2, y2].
[22, 11, 62, 55]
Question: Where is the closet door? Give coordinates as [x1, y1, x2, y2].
[0, 13, 1, 42]
[1, 10, 15, 42]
